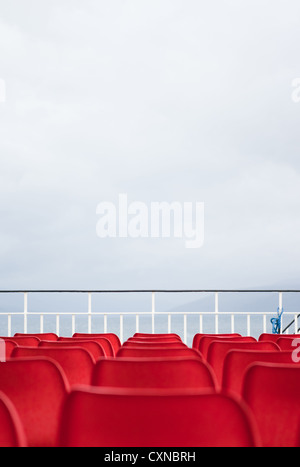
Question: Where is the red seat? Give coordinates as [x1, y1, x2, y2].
[39, 340, 105, 360]
[207, 341, 280, 387]
[277, 336, 300, 351]
[242, 363, 300, 447]
[0, 336, 40, 347]
[116, 346, 202, 359]
[133, 333, 181, 340]
[222, 350, 298, 396]
[122, 340, 187, 348]
[11, 346, 95, 386]
[14, 333, 58, 341]
[199, 336, 256, 360]
[192, 333, 241, 350]
[58, 336, 114, 357]
[92, 357, 217, 390]
[73, 333, 121, 354]
[258, 333, 299, 343]
[0, 339, 18, 360]
[0, 358, 69, 447]
[58, 387, 260, 447]
[127, 336, 182, 343]
[0, 391, 27, 447]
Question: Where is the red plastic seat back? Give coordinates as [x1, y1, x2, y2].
[133, 333, 181, 340]
[127, 336, 182, 343]
[1, 336, 40, 347]
[277, 336, 300, 351]
[122, 340, 187, 348]
[0, 358, 69, 447]
[58, 387, 260, 447]
[199, 336, 256, 360]
[192, 333, 241, 350]
[116, 346, 202, 359]
[11, 346, 95, 386]
[207, 341, 280, 387]
[258, 333, 298, 343]
[14, 333, 58, 341]
[92, 357, 217, 390]
[39, 340, 105, 360]
[222, 350, 298, 395]
[0, 340, 17, 359]
[73, 333, 121, 353]
[0, 391, 27, 447]
[59, 336, 114, 357]
[242, 363, 300, 447]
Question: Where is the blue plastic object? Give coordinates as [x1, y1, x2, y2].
[271, 307, 284, 334]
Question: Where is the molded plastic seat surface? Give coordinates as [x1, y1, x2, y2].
[199, 336, 256, 360]
[222, 350, 298, 395]
[207, 341, 280, 387]
[92, 357, 217, 390]
[58, 387, 260, 447]
[192, 333, 241, 350]
[133, 333, 181, 340]
[242, 363, 300, 447]
[39, 340, 105, 360]
[0, 336, 40, 347]
[58, 336, 114, 357]
[0, 340, 17, 359]
[116, 346, 202, 359]
[0, 358, 69, 447]
[258, 333, 299, 343]
[127, 336, 182, 343]
[122, 340, 187, 348]
[73, 333, 121, 353]
[11, 346, 95, 386]
[277, 336, 300, 350]
[14, 332, 58, 341]
[0, 391, 27, 447]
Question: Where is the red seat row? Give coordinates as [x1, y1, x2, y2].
[0, 331, 299, 447]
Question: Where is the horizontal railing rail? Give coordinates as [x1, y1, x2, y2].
[0, 289, 299, 344]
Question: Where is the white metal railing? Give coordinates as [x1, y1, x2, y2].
[0, 289, 299, 344]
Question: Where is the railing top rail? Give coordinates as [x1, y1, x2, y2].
[0, 289, 300, 294]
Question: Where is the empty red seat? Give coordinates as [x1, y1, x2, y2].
[0, 391, 27, 447]
[222, 350, 298, 396]
[192, 333, 241, 350]
[122, 340, 187, 348]
[207, 341, 280, 387]
[0, 336, 40, 347]
[199, 336, 256, 360]
[14, 333, 58, 341]
[242, 363, 300, 447]
[277, 336, 300, 351]
[127, 336, 182, 343]
[58, 387, 260, 447]
[92, 357, 217, 390]
[73, 333, 121, 354]
[258, 333, 299, 343]
[0, 358, 69, 447]
[0, 339, 17, 360]
[39, 340, 105, 360]
[116, 346, 202, 359]
[11, 346, 95, 386]
[58, 336, 114, 357]
[133, 333, 181, 340]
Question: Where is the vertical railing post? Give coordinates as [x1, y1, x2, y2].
[215, 292, 219, 334]
[24, 292, 28, 333]
[152, 292, 155, 334]
[279, 292, 283, 333]
[88, 292, 92, 334]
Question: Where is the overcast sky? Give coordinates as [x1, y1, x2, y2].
[1, 0, 300, 293]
